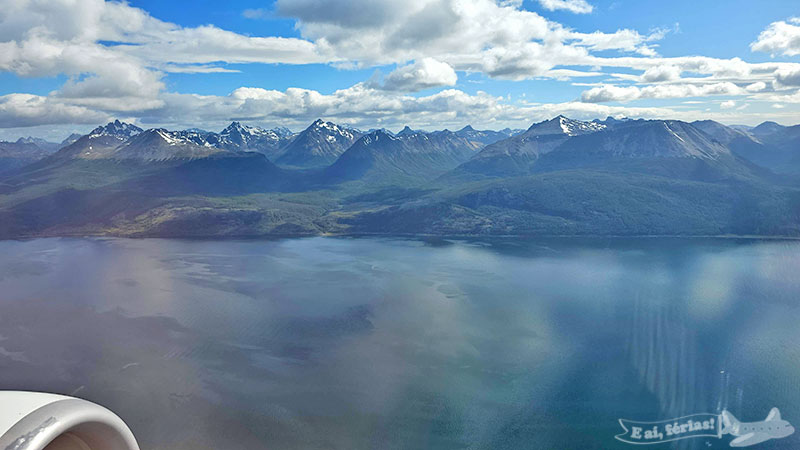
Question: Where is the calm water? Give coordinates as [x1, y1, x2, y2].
[0, 237, 799, 449]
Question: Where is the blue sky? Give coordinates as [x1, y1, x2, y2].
[1, 0, 800, 140]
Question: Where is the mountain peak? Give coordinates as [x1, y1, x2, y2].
[60, 133, 83, 146]
[459, 125, 475, 132]
[89, 120, 143, 139]
[303, 119, 361, 139]
[273, 127, 293, 137]
[526, 116, 605, 137]
[221, 121, 249, 135]
[372, 129, 395, 138]
[398, 126, 416, 136]
[308, 119, 337, 133]
[275, 119, 363, 168]
[15, 136, 44, 145]
[753, 121, 785, 133]
[360, 129, 396, 144]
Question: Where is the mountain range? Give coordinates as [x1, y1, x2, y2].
[1, 116, 798, 239]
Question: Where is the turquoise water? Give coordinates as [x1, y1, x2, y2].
[0, 237, 798, 449]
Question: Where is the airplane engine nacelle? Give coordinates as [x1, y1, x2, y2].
[0, 391, 139, 450]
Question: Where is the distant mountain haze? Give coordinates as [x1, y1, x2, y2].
[324, 129, 483, 183]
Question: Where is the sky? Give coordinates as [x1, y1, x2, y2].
[1, 0, 800, 141]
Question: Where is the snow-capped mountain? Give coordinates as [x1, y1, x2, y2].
[51, 120, 298, 161]
[526, 115, 606, 137]
[528, 119, 757, 181]
[452, 116, 606, 177]
[55, 120, 144, 159]
[448, 117, 758, 181]
[112, 128, 223, 160]
[276, 119, 363, 168]
[34, 116, 794, 179]
[88, 120, 143, 139]
[208, 122, 295, 159]
[547, 120, 729, 161]
[592, 116, 632, 129]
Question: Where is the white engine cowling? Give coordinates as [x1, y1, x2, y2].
[0, 391, 139, 450]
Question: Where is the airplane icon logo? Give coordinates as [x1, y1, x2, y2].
[721, 408, 795, 447]
[616, 408, 794, 447]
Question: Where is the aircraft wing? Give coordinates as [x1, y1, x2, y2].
[730, 432, 770, 447]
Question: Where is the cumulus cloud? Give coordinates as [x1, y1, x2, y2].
[0, 0, 330, 85]
[641, 65, 681, 82]
[4, 0, 791, 97]
[572, 29, 662, 55]
[276, 0, 664, 77]
[751, 18, 800, 56]
[581, 82, 744, 103]
[720, 100, 736, 109]
[0, 94, 109, 128]
[0, 0, 683, 98]
[127, 82, 696, 133]
[746, 81, 767, 92]
[0, 78, 781, 134]
[3, 0, 800, 130]
[774, 67, 800, 87]
[537, 0, 593, 14]
[379, 58, 458, 92]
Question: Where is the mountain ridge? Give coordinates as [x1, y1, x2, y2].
[2, 115, 799, 239]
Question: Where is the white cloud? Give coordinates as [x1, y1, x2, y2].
[581, 82, 744, 103]
[0, 94, 109, 128]
[774, 67, 800, 87]
[124, 82, 694, 132]
[115, 28, 331, 66]
[2, 0, 800, 131]
[720, 100, 736, 109]
[641, 65, 681, 82]
[379, 58, 458, 92]
[537, 0, 593, 14]
[751, 17, 800, 56]
[572, 29, 661, 55]
[4, 0, 790, 99]
[1, 78, 794, 134]
[277, 0, 662, 77]
[580, 85, 640, 102]
[754, 89, 800, 104]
